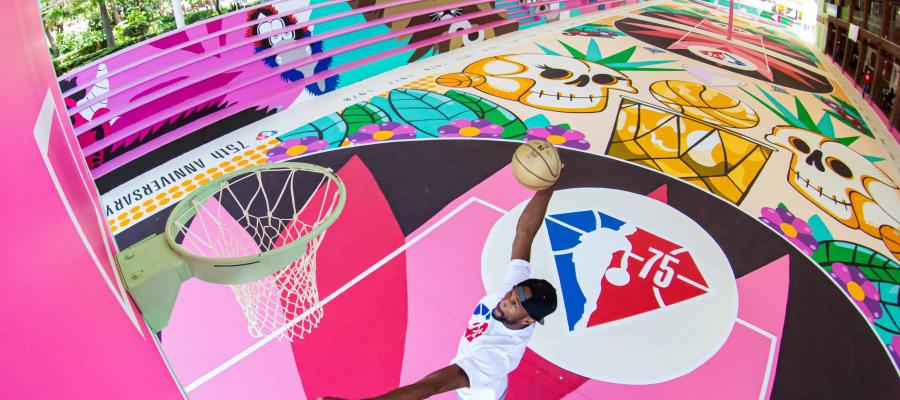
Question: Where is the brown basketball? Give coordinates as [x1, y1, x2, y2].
[512, 141, 561, 190]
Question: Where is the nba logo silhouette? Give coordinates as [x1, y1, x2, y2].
[545, 209, 710, 331]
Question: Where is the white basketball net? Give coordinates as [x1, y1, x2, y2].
[172, 166, 342, 341]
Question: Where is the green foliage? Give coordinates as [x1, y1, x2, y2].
[388, 89, 477, 137]
[537, 40, 681, 72]
[46, 0, 251, 76]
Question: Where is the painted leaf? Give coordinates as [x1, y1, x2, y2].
[557, 40, 587, 60]
[586, 39, 603, 63]
[524, 114, 551, 129]
[280, 113, 347, 147]
[369, 95, 404, 122]
[816, 113, 835, 138]
[795, 97, 817, 131]
[389, 89, 477, 137]
[342, 101, 389, 136]
[599, 46, 636, 65]
[444, 90, 527, 139]
[812, 240, 900, 284]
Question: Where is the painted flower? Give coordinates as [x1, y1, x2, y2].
[524, 125, 590, 150]
[829, 262, 883, 322]
[438, 119, 504, 138]
[759, 207, 818, 255]
[349, 121, 416, 144]
[888, 336, 900, 366]
[266, 136, 329, 163]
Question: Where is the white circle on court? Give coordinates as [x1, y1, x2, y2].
[481, 188, 738, 384]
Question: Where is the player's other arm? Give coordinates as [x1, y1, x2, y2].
[510, 186, 555, 262]
[364, 364, 469, 400]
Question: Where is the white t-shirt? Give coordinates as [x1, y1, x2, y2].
[452, 259, 534, 400]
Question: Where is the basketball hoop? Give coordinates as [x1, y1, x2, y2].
[117, 162, 346, 341]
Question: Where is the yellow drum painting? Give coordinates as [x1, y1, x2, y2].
[607, 97, 773, 204]
[650, 80, 759, 129]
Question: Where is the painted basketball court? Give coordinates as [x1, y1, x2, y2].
[94, 1, 900, 398]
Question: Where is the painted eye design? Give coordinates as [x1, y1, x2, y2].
[257, 21, 273, 35]
[537, 64, 571, 79]
[789, 136, 810, 154]
[265, 19, 289, 46]
[592, 74, 619, 85]
[826, 157, 853, 179]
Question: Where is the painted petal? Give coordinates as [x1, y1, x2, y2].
[298, 136, 323, 145]
[760, 207, 781, 223]
[348, 133, 373, 144]
[380, 121, 401, 130]
[860, 279, 880, 300]
[563, 130, 586, 140]
[267, 146, 287, 156]
[776, 208, 795, 221]
[358, 124, 379, 135]
[526, 128, 550, 138]
[830, 262, 853, 283]
[392, 132, 418, 140]
[480, 124, 505, 135]
[438, 125, 461, 135]
[546, 125, 566, 135]
[472, 119, 492, 128]
[394, 124, 417, 135]
[282, 138, 304, 147]
[451, 119, 474, 128]
[565, 139, 591, 150]
[307, 140, 329, 151]
[861, 297, 883, 319]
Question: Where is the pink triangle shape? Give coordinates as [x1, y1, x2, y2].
[646, 184, 668, 204]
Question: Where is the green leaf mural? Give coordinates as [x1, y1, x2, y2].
[389, 89, 477, 137]
[342, 101, 389, 137]
[813, 240, 900, 284]
[279, 113, 347, 148]
[444, 90, 528, 139]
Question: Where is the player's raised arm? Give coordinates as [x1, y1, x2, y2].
[511, 186, 555, 262]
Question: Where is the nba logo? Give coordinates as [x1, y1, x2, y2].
[545, 209, 710, 332]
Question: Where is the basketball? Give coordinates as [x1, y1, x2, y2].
[512, 141, 561, 190]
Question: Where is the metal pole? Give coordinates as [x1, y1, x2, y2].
[727, 0, 735, 41]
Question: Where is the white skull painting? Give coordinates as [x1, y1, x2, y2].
[766, 126, 900, 257]
[436, 54, 637, 113]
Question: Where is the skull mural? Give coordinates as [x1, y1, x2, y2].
[766, 126, 900, 257]
[436, 54, 637, 113]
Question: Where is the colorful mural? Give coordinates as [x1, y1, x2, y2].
[97, 1, 900, 398]
[60, 0, 617, 175]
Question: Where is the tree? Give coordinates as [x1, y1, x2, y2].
[109, 0, 122, 24]
[96, 0, 116, 47]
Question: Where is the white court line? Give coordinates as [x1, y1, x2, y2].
[652, 286, 666, 307]
[545, 215, 589, 236]
[185, 196, 507, 392]
[670, 16, 708, 49]
[676, 274, 710, 292]
[735, 317, 778, 400]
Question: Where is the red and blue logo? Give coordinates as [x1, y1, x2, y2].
[545, 210, 710, 332]
[464, 303, 491, 342]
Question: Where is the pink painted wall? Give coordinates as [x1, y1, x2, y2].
[0, 0, 182, 398]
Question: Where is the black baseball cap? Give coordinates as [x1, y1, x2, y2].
[518, 278, 558, 325]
